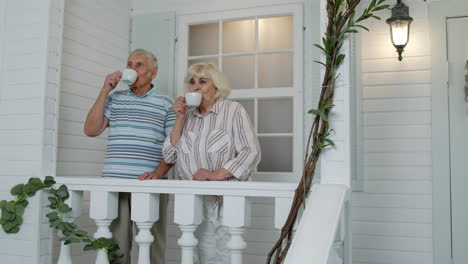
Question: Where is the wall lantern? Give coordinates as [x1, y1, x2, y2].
[386, 0, 413, 61]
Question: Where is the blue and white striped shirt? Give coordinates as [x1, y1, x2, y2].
[103, 88, 175, 179]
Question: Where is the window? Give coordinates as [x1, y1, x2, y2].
[177, 4, 303, 182]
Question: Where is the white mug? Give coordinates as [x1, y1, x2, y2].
[121, 69, 138, 85]
[185, 92, 202, 107]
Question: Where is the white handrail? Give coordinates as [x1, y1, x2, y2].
[283, 184, 349, 264]
[55, 177, 297, 197]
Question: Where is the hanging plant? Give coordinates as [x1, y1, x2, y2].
[267, 0, 389, 263]
[0, 176, 123, 264]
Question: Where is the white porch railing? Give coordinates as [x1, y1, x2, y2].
[54, 177, 348, 264]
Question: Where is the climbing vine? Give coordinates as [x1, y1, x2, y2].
[0, 176, 123, 264]
[267, 0, 389, 263]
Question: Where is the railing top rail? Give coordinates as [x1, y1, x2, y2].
[55, 176, 298, 198]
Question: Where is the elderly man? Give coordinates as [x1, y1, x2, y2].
[84, 49, 175, 263]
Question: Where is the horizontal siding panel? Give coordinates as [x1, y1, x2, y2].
[0, 255, 33, 264]
[2, 83, 43, 100]
[5, 52, 43, 70]
[61, 44, 120, 74]
[5, 23, 44, 41]
[0, 99, 42, 115]
[56, 162, 103, 177]
[58, 134, 106, 150]
[353, 235, 432, 252]
[61, 79, 100, 99]
[61, 65, 107, 90]
[353, 249, 432, 264]
[59, 120, 108, 138]
[362, 98, 430, 112]
[61, 35, 123, 67]
[352, 207, 432, 223]
[364, 139, 431, 153]
[60, 92, 96, 111]
[364, 152, 431, 166]
[364, 181, 432, 195]
[362, 70, 430, 86]
[364, 111, 431, 126]
[362, 56, 431, 73]
[352, 193, 432, 209]
[0, 161, 41, 176]
[0, 114, 42, 130]
[364, 166, 431, 181]
[59, 106, 88, 123]
[364, 125, 431, 139]
[363, 84, 431, 99]
[5, 68, 43, 85]
[353, 221, 432, 238]
[0, 130, 42, 145]
[0, 145, 42, 162]
[57, 148, 106, 163]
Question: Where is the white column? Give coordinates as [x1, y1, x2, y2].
[223, 196, 251, 264]
[274, 197, 294, 230]
[131, 193, 160, 264]
[90, 191, 119, 264]
[174, 194, 203, 264]
[57, 190, 83, 264]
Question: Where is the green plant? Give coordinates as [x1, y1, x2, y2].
[267, 0, 389, 263]
[0, 176, 123, 264]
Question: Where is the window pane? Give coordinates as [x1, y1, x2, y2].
[258, 16, 293, 51]
[258, 98, 293, 133]
[223, 19, 255, 53]
[189, 23, 219, 56]
[258, 53, 293, 88]
[222, 55, 254, 90]
[233, 99, 254, 122]
[258, 136, 293, 172]
[188, 58, 219, 69]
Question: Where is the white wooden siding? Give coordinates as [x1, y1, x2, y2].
[53, 0, 131, 262]
[354, 1, 433, 264]
[0, 0, 59, 263]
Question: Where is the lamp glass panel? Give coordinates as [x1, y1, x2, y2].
[258, 53, 293, 88]
[257, 136, 293, 172]
[390, 20, 409, 46]
[258, 16, 293, 51]
[258, 98, 293, 133]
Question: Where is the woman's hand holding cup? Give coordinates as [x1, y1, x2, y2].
[173, 96, 188, 119]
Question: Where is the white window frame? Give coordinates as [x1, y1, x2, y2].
[176, 4, 303, 182]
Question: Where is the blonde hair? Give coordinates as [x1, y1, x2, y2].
[184, 63, 231, 100]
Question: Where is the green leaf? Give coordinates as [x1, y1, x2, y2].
[355, 24, 369, 31]
[308, 109, 319, 115]
[313, 44, 325, 52]
[313, 60, 327, 67]
[23, 184, 39, 196]
[59, 204, 72, 214]
[319, 112, 328, 122]
[15, 204, 25, 215]
[0, 200, 6, 209]
[3, 221, 18, 233]
[46, 212, 59, 220]
[44, 176, 56, 187]
[28, 177, 43, 187]
[56, 185, 69, 199]
[83, 244, 96, 251]
[10, 184, 24, 196]
[325, 138, 336, 147]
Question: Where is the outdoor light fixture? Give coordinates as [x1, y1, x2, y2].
[386, 0, 413, 61]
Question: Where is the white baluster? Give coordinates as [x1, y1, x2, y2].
[174, 194, 203, 264]
[57, 190, 83, 264]
[90, 191, 118, 264]
[223, 196, 251, 264]
[131, 193, 159, 264]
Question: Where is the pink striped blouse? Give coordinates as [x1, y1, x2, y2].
[163, 100, 261, 181]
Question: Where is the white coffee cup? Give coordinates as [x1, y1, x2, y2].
[185, 92, 202, 107]
[121, 69, 138, 85]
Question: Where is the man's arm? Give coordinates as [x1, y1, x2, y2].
[84, 71, 121, 137]
[138, 161, 174, 180]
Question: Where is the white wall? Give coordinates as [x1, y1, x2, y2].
[54, 0, 131, 262]
[0, 0, 61, 263]
[353, 1, 433, 263]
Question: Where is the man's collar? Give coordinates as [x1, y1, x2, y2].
[127, 84, 155, 98]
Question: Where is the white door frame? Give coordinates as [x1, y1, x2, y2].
[429, 1, 468, 263]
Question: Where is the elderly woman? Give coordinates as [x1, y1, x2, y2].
[163, 63, 260, 263]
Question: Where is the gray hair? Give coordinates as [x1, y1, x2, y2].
[129, 49, 158, 69]
[184, 63, 231, 100]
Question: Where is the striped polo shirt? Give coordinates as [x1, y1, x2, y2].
[103, 88, 175, 179]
